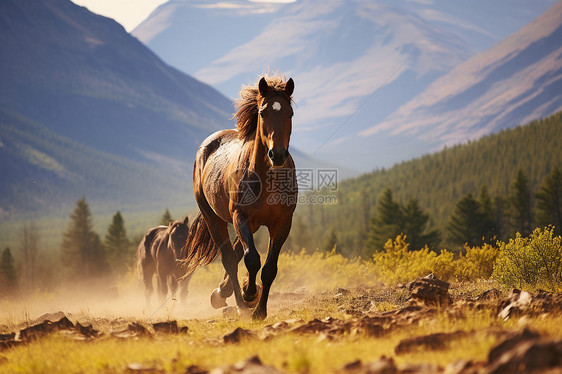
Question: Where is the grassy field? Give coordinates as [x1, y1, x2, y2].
[2, 249, 562, 373]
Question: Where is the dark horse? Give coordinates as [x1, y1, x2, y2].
[181, 75, 296, 320]
[137, 216, 192, 306]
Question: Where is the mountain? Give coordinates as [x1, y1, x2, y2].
[0, 0, 235, 219]
[360, 0, 562, 148]
[133, 0, 557, 171]
[0, 0, 334, 220]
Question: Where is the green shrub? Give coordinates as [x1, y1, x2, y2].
[492, 227, 562, 291]
[372, 234, 455, 285]
[455, 243, 499, 281]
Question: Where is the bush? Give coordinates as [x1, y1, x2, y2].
[455, 243, 499, 281]
[372, 234, 455, 285]
[275, 249, 377, 292]
[492, 227, 562, 291]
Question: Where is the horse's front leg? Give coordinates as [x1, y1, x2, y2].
[233, 211, 262, 307]
[252, 220, 291, 320]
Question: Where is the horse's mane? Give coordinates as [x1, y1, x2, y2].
[234, 74, 293, 141]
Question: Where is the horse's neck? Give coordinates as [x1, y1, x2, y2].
[247, 133, 269, 175]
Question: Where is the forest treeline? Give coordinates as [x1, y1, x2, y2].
[296, 111, 562, 255]
[0, 198, 177, 296]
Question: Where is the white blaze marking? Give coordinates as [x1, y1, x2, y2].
[272, 102, 281, 111]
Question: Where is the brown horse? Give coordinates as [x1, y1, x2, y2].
[181, 75, 296, 320]
[137, 216, 192, 307]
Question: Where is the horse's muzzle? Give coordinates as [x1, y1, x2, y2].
[268, 147, 289, 167]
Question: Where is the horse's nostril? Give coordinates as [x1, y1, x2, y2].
[284, 149, 289, 159]
[268, 149, 275, 160]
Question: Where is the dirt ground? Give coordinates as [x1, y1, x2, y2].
[1, 275, 562, 373]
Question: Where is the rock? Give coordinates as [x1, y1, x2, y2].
[497, 289, 532, 320]
[397, 362, 442, 373]
[19, 320, 54, 341]
[75, 322, 102, 338]
[127, 362, 164, 373]
[337, 356, 400, 374]
[337, 360, 363, 373]
[486, 337, 562, 373]
[52, 316, 74, 330]
[210, 355, 282, 374]
[0, 332, 15, 342]
[223, 327, 255, 344]
[152, 321, 180, 334]
[443, 360, 476, 374]
[395, 331, 468, 354]
[113, 323, 151, 339]
[362, 356, 397, 374]
[185, 365, 209, 374]
[487, 329, 540, 363]
[33, 311, 67, 324]
[409, 274, 452, 306]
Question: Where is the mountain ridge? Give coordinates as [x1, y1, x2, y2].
[133, 0, 560, 170]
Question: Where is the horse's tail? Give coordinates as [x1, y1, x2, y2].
[179, 211, 220, 277]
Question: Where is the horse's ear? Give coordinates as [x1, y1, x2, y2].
[183, 216, 189, 226]
[258, 77, 269, 97]
[285, 78, 294, 96]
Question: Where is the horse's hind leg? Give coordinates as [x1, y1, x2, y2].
[142, 264, 155, 309]
[157, 272, 168, 303]
[199, 203, 249, 314]
[213, 238, 243, 303]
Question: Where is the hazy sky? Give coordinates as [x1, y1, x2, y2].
[71, 0, 297, 31]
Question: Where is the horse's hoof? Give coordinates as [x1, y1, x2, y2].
[242, 284, 262, 308]
[210, 287, 227, 309]
[251, 308, 267, 321]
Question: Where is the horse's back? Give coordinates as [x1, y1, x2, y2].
[195, 129, 242, 173]
[195, 129, 245, 222]
[137, 226, 166, 267]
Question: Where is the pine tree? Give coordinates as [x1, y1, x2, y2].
[0, 247, 17, 294]
[447, 194, 485, 248]
[366, 188, 402, 253]
[508, 170, 533, 236]
[478, 185, 497, 241]
[535, 166, 562, 235]
[104, 211, 131, 274]
[19, 222, 39, 290]
[493, 196, 507, 241]
[402, 199, 441, 250]
[61, 198, 109, 280]
[160, 208, 173, 226]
